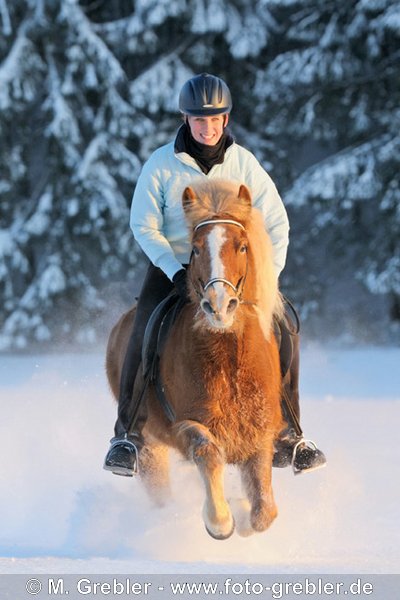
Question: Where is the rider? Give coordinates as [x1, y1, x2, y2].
[104, 73, 326, 477]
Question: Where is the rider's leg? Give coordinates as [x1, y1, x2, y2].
[274, 300, 327, 474]
[104, 264, 174, 476]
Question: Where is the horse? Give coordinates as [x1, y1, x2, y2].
[106, 179, 285, 539]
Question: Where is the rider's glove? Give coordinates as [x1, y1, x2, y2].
[173, 268, 188, 301]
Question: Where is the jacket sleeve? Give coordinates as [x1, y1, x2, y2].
[129, 156, 183, 280]
[244, 151, 289, 277]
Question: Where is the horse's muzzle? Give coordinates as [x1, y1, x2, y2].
[200, 288, 240, 329]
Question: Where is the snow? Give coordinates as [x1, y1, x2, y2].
[0, 228, 29, 281]
[285, 140, 383, 207]
[0, 25, 31, 109]
[44, 58, 81, 152]
[0, 0, 11, 36]
[224, 8, 268, 59]
[0, 230, 14, 261]
[60, 1, 125, 86]
[191, 0, 227, 34]
[129, 57, 193, 114]
[24, 192, 53, 236]
[0, 345, 399, 576]
[376, 4, 400, 32]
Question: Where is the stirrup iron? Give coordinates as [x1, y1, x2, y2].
[291, 438, 326, 476]
[104, 437, 139, 477]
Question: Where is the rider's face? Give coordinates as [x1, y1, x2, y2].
[187, 114, 228, 146]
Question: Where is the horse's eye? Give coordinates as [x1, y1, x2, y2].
[240, 245, 247, 254]
[193, 246, 200, 257]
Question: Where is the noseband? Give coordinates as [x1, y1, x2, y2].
[192, 219, 247, 297]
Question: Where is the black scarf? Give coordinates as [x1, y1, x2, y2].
[174, 123, 234, 174]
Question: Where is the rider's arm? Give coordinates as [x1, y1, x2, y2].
[242, 149, 289, 277]
[130, 152, 183, 281]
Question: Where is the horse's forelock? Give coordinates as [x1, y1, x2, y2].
[183, 180, 251, 232]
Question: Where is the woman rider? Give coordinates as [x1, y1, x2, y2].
[104, 73, 326, 477]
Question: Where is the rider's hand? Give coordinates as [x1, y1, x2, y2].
[173, 268, 188, 301]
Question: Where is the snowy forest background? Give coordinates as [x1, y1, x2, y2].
[0, 0, 399, 352]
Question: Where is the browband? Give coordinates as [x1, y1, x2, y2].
[194, 219, 245, 232]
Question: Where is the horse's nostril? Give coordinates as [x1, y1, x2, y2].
[227, 298, 239, 314]
[201, 300, 214, 315]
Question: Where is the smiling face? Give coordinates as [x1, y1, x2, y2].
[187, 114, 228, 146]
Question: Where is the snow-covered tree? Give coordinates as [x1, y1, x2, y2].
[1, 0, 399, 350]
[252, 0, 400, 335]
[0, 0, 144, 349]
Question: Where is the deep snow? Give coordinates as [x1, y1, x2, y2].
[0, 345, 399, 575]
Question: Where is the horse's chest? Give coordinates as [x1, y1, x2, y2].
[203, 359, 276, 424]
[182, 337, 281, 459]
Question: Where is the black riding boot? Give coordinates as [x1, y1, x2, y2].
[103, 415, 147, 477]
[104, 265, 174, 477]
[273, 300, 327, 474]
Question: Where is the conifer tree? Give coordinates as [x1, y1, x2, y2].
[252, 0, 400, 335]
[0, 0, 399, 349]
[0, 0, 143, 348]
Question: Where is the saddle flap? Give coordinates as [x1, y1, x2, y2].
[141, 293, 181, 377]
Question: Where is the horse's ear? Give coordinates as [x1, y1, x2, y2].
[182, 186, 197, 213]
[238, 184, 252, 209]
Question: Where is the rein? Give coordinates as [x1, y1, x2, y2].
[192, 218, 248, 298]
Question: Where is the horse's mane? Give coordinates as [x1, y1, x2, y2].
[184, 179, 251, 225]
[246, 208, 284, 338]
[184, 179, 284, 338]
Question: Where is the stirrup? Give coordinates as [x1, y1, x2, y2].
[103, 437, 140, 477]
[291, 438, 326, 476]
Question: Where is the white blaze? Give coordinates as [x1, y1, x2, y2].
[207, 226, 227, 306]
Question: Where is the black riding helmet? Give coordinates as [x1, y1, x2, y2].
[179, 73, 232, 116]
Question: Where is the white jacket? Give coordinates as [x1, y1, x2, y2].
[130, 140, 289, 280]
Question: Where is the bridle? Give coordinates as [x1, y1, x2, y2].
[191, 218, 248, 299]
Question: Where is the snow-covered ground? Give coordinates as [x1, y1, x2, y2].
[0, 345, 399, 576]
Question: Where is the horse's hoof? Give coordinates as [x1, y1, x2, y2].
[251, 503, 278, 532]
[205, 518, 235, 540]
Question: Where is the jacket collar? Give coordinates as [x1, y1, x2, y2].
[174, 123, 234, 174]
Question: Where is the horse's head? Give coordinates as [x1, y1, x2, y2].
[182, 183, 252, 330]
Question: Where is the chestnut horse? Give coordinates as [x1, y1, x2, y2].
[106, 180, 285, 539]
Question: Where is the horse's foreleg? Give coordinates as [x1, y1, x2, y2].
[174, 420, 234, 540]
[240, 445, 277, 533]
[139, 443, 171, 507]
